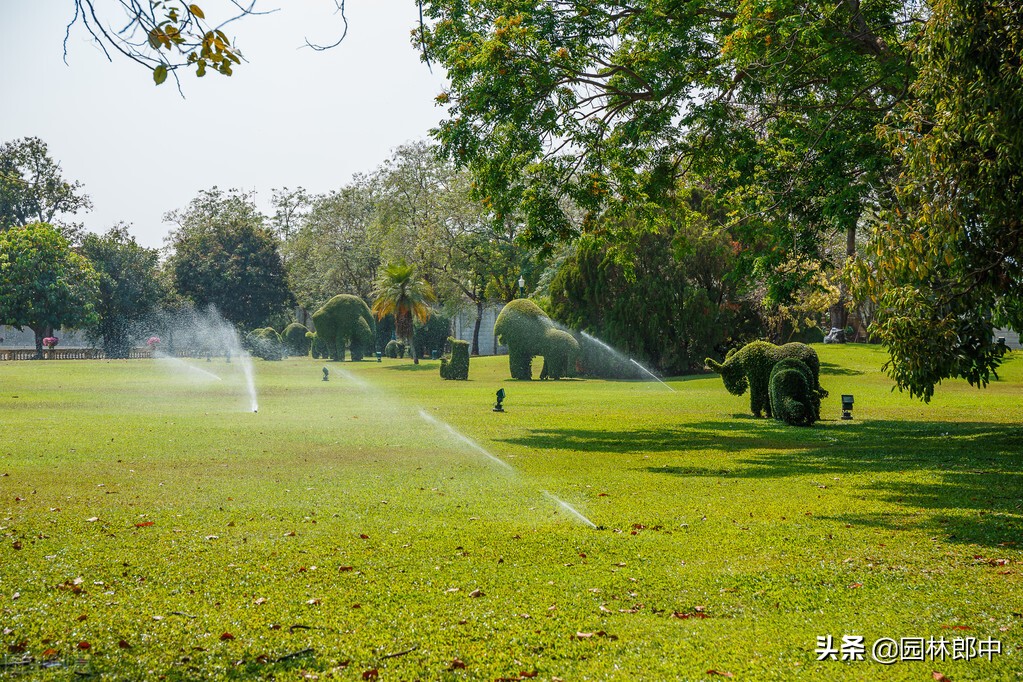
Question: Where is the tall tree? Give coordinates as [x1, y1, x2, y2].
[0, 223, 100, 358]
[80, 224, 165, 357]
[0, 137, 92, 236]
[371, 261, 436, 364]
[165, 187, 294, 329]
[283, 178, 381, 310]
[856, 0, 1023, 400]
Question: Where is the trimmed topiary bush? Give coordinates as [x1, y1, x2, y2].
[283, 322, 310, 356]
[440, 338, 470, 380]
[246, 327, 285, 361]
[311, 295, 376, 361]
[384, 339, 405, 359]
[769, 358, 818, 426]
[307, 332, 328, 359]
[494, 299, 580, 380]
[705, 341, 827, 418]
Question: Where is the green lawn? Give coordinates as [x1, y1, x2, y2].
[1, 345, 1020, 680]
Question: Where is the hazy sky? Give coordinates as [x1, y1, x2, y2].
[0, 2, 448, 248]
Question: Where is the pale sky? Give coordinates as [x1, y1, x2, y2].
[0, 1, 448, 248]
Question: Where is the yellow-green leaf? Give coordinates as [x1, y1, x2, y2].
[153, 65, 168, 85]
[188, 4, 205, 19]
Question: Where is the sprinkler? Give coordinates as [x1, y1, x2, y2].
[493, 388, 506, 412]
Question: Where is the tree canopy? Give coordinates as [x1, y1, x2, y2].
[420, 0, 1023, 399]
[0, 222, 100, 357]
[80, 224, 165, 357]
[0, 137, 91, 235]
[165, 187, 294, 330]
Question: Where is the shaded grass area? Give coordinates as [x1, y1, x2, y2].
[0, 344, 1021, 680]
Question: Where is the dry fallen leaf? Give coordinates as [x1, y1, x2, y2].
[253, 597, 267, 605]
[306, 598, 321, 605]
[339, 566, 354, 572]
[86, 517, 99, 523]
[220, 632, 235, 641]
[448, 658, 466, 670]
[469, 588, 483, 598]
[77, 641, 91, 650]
[134, 521, 154, 528]
[932, 673, 951, 682]
[362, 669, 378, 680]
[706, 670, 733, 678]
[118, 640, 131, 649]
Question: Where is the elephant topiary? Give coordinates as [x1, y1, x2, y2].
[311, 295, 376, 361]
[494, 299, 580, 380]
[705, 341, 827, 418]
[769, 358, 818, 426]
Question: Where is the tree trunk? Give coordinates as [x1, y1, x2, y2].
[828, 223, 858, 334]
[32, 326, 44, 360]
[411, 329, 419, 365]
[471, 300, 483, 356]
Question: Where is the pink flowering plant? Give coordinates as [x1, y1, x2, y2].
[43, 336, 59, 349]
[146, 336, 161, 348]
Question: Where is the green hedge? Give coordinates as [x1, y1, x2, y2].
[283, 322, 310, 356]
[440, 337, 470, 380]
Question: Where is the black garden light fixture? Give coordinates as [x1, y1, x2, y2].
[322, 367, 329, 382]
[493, 388, 506, 412]
[841, 394, 854, 420]
[376, 351, 382, 362]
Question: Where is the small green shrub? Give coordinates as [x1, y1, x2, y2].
[384, 339, 405, 358]
[246, 327, 284, 361]
[440, 338, 470, 380]
[283, 323, 310, 356]
[769, 358, 818, 426]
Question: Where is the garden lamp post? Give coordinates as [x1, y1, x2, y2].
[518, 275, 525, 297]
[841, 394, 854, 420]
[493, 388, 506, 412]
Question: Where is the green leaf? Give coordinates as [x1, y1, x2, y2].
[153, 65, 168, 85]
[188, 4, 205, 19]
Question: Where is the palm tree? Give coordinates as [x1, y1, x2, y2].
[371, 262, 436, 364]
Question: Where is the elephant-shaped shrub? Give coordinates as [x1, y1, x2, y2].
[769, 358, 818, 426]
[494, 299, 580, 380]
[706, 341, 827, 419]
[440, 337, 470, 380]
[311, 294, 376, 361]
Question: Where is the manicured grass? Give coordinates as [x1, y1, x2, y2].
[1, 345, 1020, 680]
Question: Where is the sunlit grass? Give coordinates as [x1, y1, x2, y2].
[1, 345, 1020, 679]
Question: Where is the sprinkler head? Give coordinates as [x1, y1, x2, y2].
[322, 367, 329, 382]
